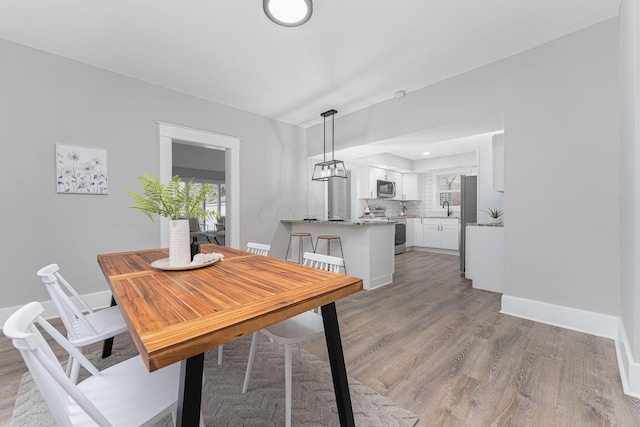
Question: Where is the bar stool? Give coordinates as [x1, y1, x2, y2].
[285, 232, 315, 264]
[314, 235, 347, 274]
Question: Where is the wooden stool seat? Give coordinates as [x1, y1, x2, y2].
[317, 235, 340, 240]
[314, 235, 346, 274]
[292, 232, 311, 237]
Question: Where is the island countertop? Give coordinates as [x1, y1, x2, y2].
[281, 219, 395, 226]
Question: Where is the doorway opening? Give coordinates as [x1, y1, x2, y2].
[158, 123, 240, 249]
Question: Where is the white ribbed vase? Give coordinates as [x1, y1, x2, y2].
[169, 219, 191, 267]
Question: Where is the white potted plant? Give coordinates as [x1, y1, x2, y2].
[482, 207, 503, 225]
[126, 174, 216, 266]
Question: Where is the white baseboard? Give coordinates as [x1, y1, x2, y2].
[501, 294, 640, 397]
[615, 319, 640, 398]
[0, 291, 114, 327]
[367, 274, 393, 290]
[500, 295, 618, 339]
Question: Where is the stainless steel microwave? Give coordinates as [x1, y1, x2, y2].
[376, 179, 396, 198]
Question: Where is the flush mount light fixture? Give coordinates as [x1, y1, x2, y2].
[312, 109, 347, 181]
[264, 0, 313, 27]
[422, 151, 431, 156]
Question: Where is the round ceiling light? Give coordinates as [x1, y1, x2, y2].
[264, 0, 313, 27]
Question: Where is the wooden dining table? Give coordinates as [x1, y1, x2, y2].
[97, 244, 362, 427]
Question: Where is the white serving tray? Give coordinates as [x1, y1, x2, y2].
[150, 257, 219, 271]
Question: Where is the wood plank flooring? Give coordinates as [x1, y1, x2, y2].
[1, 251, 639, 426]
[304, 251, 640, 426]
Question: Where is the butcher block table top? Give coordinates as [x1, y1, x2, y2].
[97, 244, 363, 371]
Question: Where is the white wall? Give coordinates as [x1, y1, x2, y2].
[619, 0, 640, 375]
[0, 38, 307, 311]
[307, 20, 620, 316]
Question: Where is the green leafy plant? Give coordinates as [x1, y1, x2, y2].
[482, 207, 503, 218]
[125, 174, 216, 221]
[401, 202, 408, 213]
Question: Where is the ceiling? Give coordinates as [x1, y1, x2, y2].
[0, 1, 620, 128]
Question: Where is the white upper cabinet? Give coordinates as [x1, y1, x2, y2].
[398, 173, 418, 200]
[358, 167, 376, 199]
[357, 167, 406, 199]
[492, 133, 504, 192]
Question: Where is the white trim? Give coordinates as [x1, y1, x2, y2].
[0, 291, 113, 327]
[500, 295, 618, 339]
[615, 319, 640, 398]
[500, 295, 640, 398]
[158, 123, 241, 249]
[368, 275, 393, 290]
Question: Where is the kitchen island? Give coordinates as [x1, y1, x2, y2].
[281, 220, 395, 290]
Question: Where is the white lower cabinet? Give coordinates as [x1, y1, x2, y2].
[411, 218, 459, 250]
[406, 218, 415, 247]
[440, 219, 460, 250]
[423, 219, 440, 247]
[411, 218, 424, 247]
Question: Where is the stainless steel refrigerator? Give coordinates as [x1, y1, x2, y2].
[328, 171, 351, 221]
[459, 175, 477, 276]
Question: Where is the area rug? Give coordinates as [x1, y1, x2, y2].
[11, 335, 419, 426]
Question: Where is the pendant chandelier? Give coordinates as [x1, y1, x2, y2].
[312, 109, 347, 181]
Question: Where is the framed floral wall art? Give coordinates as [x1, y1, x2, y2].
[56, 144, 108, 194]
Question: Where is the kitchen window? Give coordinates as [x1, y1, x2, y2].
[436, 174, 461, 207]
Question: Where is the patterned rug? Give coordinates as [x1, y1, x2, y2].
[11, 335, 419, 426]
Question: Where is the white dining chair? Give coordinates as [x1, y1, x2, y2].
[37, 263, 129, 383]
[215, 242, 272, 366]
[246, 242, 271, 256]
[3, 301, 204, 427]
[242, 252, 344, 427]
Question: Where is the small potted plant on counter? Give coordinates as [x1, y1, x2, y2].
[482, 207, 503, 225]
[400, 202, 408, 216]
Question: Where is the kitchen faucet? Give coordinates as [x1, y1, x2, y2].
[442, 200, 451, 217]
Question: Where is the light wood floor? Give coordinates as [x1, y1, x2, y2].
[1, 251, 640, 426]
[305, 251, 640, 426]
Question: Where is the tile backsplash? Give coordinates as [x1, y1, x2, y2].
[358, 167, 475, 218]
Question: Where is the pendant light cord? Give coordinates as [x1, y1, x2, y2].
[323, 114, 327, 163]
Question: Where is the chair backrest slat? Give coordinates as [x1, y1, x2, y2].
[302, 252, 344, 274]
[37, 264, 99, 341]
[247, 242, 271, 256]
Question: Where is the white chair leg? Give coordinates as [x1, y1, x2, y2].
[217, 345, 223, 365]
[297, 343, 303, 363]
[285, 343, 292, 427]
[69, 357, 81, 384]
[65, 354, 74, 377]
[242, 332, 260, 394]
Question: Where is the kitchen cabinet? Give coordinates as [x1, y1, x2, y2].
[492, 133, 504, 192]
[357, 167, 376, 198]
[357, 167, 402, 199]
[440, 219, 460, 250]
[406, 217, 415, 247]
[423, 219, 440, 247]
[411, 218, 424, 247]
[412, 218, 459, 250]
[398, 173, 419, 200]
